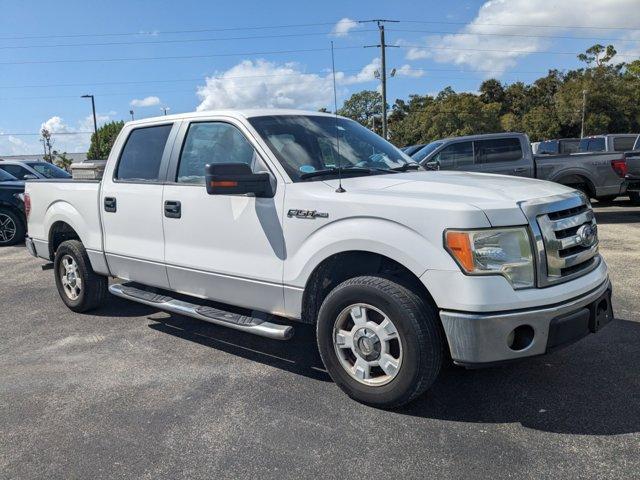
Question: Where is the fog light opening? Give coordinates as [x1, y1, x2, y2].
[507, 325, 535, 351]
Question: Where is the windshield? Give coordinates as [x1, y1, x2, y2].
[248, 115, 417, 182]
[28, 162, 71, 178]
[412, 141, 444, 162]
[0, 169, 18, 182]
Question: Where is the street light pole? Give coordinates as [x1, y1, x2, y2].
[129, 110, 135, 121]
[81, 94, 99, 157]
[580, 89, 588, 138]
[162, 107, 170, 116]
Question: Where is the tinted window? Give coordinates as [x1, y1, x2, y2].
[579, 137, 605, 152]
[413, 141, 444, 162]
[0, 169, 18, 181]
[177, 122, 261, 184]
[0, 164, 31, 179]
[559, 139, 580, 154]
[433, 141, 474, 169]
[115, 125, 172, 181]
[28, 162, 71, 178]
[613, 136, 637, 152]
[249, 115, 416, 182]
[538, 140, 557, 155]
[475, 138, 522, 163]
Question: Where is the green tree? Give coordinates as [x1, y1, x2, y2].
[479, 79, 505, 106]
[578, 44, 617, 67]
[87, 121, 125, 159]
[54, 152, 73, 172]
[337, 90, 386, 126]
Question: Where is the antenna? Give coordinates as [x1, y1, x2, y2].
[331, 41, 345, 193]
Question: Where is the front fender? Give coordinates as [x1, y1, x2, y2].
[283, 216, 452, 288]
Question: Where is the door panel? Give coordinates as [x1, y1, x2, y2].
[162, 120, 285, 314]
[476, 137, 533, 177]
[101, 123, 176, 289]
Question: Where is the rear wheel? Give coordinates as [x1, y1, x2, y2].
[54, 240, 108, 312]
[0, 208, 25, 246]
[316, 276, 443, 409]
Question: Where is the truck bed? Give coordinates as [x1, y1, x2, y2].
[534, 151, 626, 199]
[26, 179, 103, 259]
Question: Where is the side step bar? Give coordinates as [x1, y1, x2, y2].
[109, 283, 294, 340]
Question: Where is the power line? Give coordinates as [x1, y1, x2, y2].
[391, 28, 640, 43]
[0, 46, 361, 66]
[396, 19, 640, 31]
[0, 21, 342, 41]
[0, 131, 93, 136]
[0, 29, 377, 50]
[397, 44, 639, 57]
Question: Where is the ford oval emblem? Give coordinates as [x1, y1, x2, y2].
[577, 224, 597, 248]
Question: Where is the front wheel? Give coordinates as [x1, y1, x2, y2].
[54, 240, 108, 312]
[629, 191, 640, 205]
[316, 276, 443, 409]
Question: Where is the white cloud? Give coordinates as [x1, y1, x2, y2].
[339, 58, 381, 85]
[196, 60, 335, 111]
[394, 64, 425, 78]
[331, 17, 358, 37]
[0, 134, 32, 156]
[130, 96, 161, 107]
[403, 0, 640, 76]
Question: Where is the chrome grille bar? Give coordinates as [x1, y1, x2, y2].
[520, 192, 600, 287]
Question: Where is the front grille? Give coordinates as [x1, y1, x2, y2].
[520, 193, 600, 287]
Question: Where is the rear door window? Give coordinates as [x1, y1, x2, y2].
[475, 138, 522, 163]
[613, 136, 637, 152]
[115, 124, 173, 182]
[432, 141, 474, 168]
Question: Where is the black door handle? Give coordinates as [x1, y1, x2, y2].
[104, 197, 117, 213]
[164, 200, 181, 218]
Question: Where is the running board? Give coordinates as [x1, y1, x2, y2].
[109, 283, 293, 340]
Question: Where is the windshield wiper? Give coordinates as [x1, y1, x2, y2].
[390, 163, 422, 172]
[300, 166, 373, 180]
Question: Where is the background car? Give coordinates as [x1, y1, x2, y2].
[0, 159, 71, 180]
[0, 169, 26, 246]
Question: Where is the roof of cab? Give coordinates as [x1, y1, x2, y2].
[125, 108, 337, 127]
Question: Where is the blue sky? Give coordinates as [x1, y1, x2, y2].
[1, 0, 638, 155]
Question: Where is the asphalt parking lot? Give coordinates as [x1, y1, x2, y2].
[1, 200, 639, 479]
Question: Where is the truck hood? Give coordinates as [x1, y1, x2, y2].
[324, 171, 576, 226]
[0, 180, 25, 191]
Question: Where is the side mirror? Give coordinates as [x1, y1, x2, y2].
[205, 163, 274, 197]
[23, 174, 38, 180]
[424, 160, 440, 171]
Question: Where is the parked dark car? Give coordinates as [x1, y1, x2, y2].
[537, 138, 581, 155]
[0, 169, 26, 246]
[0, 159, 71, 180]
[401, 144, 427, 156]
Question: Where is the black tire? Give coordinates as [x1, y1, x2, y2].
[629, 191, 640, 205]
[316, 276, 443, 409]
[0, 208, 25, 246]
[54, 239, 108, 312]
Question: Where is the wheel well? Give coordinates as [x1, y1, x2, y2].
[301, 251, 436, 324]
[0, 204, 25, 228]
[48, 221, 80, 259]
[556, 174, 596, 198]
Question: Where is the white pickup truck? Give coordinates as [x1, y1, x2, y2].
[25, 109, 613, 408]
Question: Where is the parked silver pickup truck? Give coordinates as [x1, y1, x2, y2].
[623, 136, 640, 204]
[412, 133, 628, 201]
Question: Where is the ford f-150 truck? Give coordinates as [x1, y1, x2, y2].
[25, 110, 613, 408]
[413, 132, 628, 201]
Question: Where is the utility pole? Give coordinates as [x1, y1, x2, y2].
[81, 94, 99, 156]
[161, 107, 170, 116]
[580, 89, 587, 138]
[361, 19, 399, 140]
[129, 110, 135, 121]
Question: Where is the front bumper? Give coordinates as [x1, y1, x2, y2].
[439, 278, 613, 366]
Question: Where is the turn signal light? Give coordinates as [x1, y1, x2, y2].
[445, 231, 474, 271]
[210, 180, 238, 188]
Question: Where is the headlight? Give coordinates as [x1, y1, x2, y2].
[445, 227, 534, 289]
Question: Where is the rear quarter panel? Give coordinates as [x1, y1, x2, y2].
[26, 180, 102, 252]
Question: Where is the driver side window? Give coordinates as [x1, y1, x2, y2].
[177, 122, 265, 184]
[433, 141, 474, 169]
